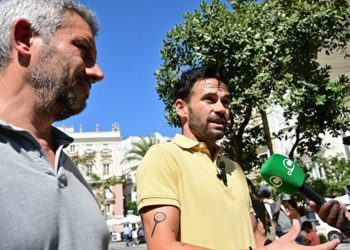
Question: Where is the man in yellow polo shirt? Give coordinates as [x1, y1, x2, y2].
[136, 66, 339, 250]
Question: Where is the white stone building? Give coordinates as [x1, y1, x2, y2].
[56, 124, 171, 220]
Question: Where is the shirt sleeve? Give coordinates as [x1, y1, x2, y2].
[136, 144, 180, 212]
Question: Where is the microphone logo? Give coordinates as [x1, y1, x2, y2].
[270, 176, 283, 188]
[283, 159, 295, 176]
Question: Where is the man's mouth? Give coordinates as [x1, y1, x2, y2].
[209, 117, 226, 125]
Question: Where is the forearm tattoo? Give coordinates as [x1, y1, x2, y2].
[151, 212, 166, 237]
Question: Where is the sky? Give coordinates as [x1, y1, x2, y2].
[57, 0, 208, 138]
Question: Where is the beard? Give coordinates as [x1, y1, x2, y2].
[188, 106, 227, 143]
[27, 46, 89, 121]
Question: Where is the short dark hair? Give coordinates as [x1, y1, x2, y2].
[173, 65, 228, 102]
[301, 221, 313, 230]
[259, 185, 272, 198]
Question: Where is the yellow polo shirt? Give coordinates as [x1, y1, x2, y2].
[136, 134, 255, 250]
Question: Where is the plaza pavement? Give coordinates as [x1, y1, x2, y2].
[108, 241, 147, 250]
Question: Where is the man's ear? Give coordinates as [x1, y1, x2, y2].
[175, 99, 188, 118]
[11, 19, 34, 58]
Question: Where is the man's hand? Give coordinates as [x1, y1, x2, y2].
[309, 200, 350, 232]
[262, 220, 339, 250]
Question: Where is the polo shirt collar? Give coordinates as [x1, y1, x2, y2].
[172, 134, 222, 159]
[0, 120, 73, 148]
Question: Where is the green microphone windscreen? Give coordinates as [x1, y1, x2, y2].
[260, 154, 305, 194]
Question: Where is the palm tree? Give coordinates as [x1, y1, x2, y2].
[122, 136, 159, 164]
[122, 136, 159, 215]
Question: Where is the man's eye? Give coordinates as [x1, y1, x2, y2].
[78, 45, 87, 57]
[204, 98, 214, 103]
[222, 100, 230, 107]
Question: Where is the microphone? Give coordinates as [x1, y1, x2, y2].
[260, 154, 325, 206]
[260, 154, 350, 236]
[217, 161, 227, 186]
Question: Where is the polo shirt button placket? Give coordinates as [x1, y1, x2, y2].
[57, 173, 68, 189]
[33, 150, 41, 158]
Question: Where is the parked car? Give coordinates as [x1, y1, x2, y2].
[315, 213, 348, 242]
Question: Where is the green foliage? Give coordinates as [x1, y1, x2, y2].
[122, 136, 159, 164]
[89, 175, 122, 190]
[309, 155, 350, 196]
[71, 152, 96, 175]
[319, 233, 328, 244]
[127, 201, 139, 216]
[71, 152, 122, 208]
[308, 178, 329, 198]
[156, 0, 350, 171]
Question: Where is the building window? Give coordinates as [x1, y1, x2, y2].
[102, 144, 110, 152]
[85, 144, 93, 153]
[86, 165, 93, 175]
[103, 164, 110, 176]
[105, 204, 111, 213]
[70, 145, 75, 152]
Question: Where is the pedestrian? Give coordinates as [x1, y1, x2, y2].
[259, 186, 292, 237]
[0, 0, 108, 249]
[131, 226, 139, 246]
[281, 195, 306, 244]
[138, 227, 145, 243]
[136, 65, 340, 249]
[301, 221, 320, 246]
[123, 224, 131, 247]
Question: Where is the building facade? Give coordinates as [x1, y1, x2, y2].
[58, 123, 125, 220]
[57, 124, 170, 222]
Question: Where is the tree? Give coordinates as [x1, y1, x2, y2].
[309, 155, 350, 196]
[90, 174, 122, 214]
[121, 136, 159, 215]
[156, 0, 350, 172]
[127, 201, 139, 216]
[71, 152, 122, 211]
[122, 136, 159, 165]
[71, 152, 96, 175]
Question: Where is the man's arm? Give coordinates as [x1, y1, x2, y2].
[140, 205, 208, 250]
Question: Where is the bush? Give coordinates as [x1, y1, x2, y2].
[319, 233, 328, 244]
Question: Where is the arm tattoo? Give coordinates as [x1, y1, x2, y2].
[151, 212, 166, 237]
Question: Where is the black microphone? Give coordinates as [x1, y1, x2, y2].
[217, 161, 227, 186]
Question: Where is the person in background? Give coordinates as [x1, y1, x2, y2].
[260, 186, 292, 238]
[301, 221, 321, 246]
[282, 195, 300, 221]
[260, 185, 275, 220]
[138, 227, 145, 243]
[136, 65, 340, 250]
[0, 0, 107, 249]
[123, 224, 131, 247]
[282, 195, 308, 245]
[131, 226, 139, 246]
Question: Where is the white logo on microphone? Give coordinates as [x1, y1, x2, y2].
[283, 159, 295, 176]
[270, 176, 282, 188]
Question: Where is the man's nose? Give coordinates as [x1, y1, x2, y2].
[214, 100, 227, 113]
[86, 63, 104, 84]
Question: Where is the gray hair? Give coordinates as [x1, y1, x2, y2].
[0, 0, 99, 69]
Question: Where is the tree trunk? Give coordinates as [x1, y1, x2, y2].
[260, 110, 274, 155]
